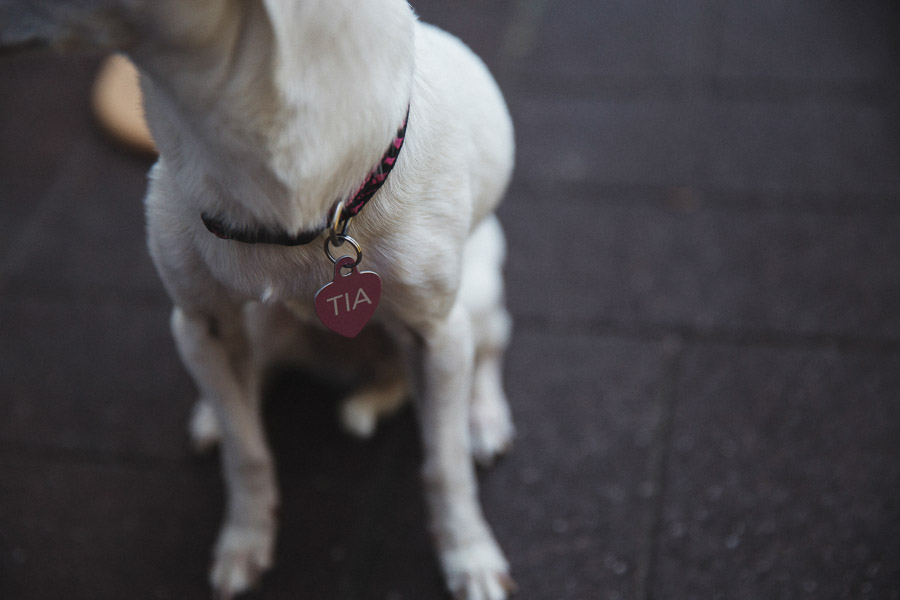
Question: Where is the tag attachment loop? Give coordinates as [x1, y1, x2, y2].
[324, 234, 362, 268]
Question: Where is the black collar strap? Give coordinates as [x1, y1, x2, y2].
[202, 108, 409, 246]
[200, 213, 324, 246]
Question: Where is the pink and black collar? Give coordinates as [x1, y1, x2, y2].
[202, 108, 409, 246]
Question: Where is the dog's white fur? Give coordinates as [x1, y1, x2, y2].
[1, 1, 515, 598]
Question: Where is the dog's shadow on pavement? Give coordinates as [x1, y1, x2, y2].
[255, 367, 444, 597]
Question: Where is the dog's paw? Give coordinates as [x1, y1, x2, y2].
[469, 394, 514, 467]
[189, 398, 221, 453]
[339, 378, 408, 438]
[441, 541, 517, 600]
[210, 523, 275, 599]
[340, 396, 379, 438]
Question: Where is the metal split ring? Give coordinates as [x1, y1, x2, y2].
[324, 233, 362, 268]
[329, 203, 352, 244]
[325, 203, 361, 267]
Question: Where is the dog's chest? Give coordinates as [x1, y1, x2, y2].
[206, 239, 391, 334]
[205, 241, 331, 306]
[281, 297, 318, 323]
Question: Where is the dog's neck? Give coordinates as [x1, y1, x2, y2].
[131, 0, 416, 235]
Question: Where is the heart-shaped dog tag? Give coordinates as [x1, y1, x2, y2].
[315, 256, 381, 338]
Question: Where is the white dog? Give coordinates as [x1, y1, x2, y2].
[1, 1, 516, 598]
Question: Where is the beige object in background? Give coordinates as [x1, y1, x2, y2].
[92, 54, 156, 155]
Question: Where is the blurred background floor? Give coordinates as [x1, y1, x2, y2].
[1, 1, 899, 599]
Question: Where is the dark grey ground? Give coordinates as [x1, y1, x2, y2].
[1, 1, 899, 599]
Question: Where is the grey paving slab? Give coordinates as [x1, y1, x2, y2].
[519, 0, 714, 85]
[510, 96, 697, 186]
[510, 94, 900, 197]
[500, 183, 900, 341]
[0, 55, 99, 260]
[0, 296, 192, 460]
[695, 100, 900, 196]
[0, 136, 159, 297]
[714, 0, 898, 84]
[653, 343, 900, 599]
[0, 455, 220, 600]
[473, 330, 671, 600]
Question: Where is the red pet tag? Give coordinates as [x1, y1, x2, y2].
[315, 255, 381, 338]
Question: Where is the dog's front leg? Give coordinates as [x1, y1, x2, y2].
[170, 306, 278, 598]
[403, 302, 515, 600]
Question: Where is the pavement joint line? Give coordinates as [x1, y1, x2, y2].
[509, 179, 900, 217]
[504, 75, 700, 102]
[505, 73, 896, 106]
[0, 275, 167, 309]
[705, 76, 896, 106]
[0, 137, 96, 286]
[633, 335, 682, 600]
[0, 439, 201, 472]
[512, 315, 900, 355]
[506, 179, 900, 218]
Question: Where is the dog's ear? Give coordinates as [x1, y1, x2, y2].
[0, 0, 140, 53]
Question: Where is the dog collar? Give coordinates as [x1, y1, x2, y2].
[201, 108, 409, 246]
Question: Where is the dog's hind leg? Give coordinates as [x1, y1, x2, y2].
[460, 216, 515, 466]
[170, 306, 278, 597]
[469, 318, 514, 467]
